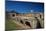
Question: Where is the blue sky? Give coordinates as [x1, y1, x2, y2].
[6, 1, 44, 13]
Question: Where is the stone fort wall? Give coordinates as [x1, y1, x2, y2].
[6, 13, 44, 29]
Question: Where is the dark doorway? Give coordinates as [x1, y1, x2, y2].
[20, 20, 23, 24]
[12, 14, 15, 17]
[35, 17, 42, 28]
[25, 21, 31, 27]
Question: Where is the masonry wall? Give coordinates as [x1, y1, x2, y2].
[6, 13, 44, 29]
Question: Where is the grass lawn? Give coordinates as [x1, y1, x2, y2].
[5, 20, 16, 30]
[5, 19, 21, 31]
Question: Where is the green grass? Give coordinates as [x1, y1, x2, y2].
[5, 19, 21, 31]
[5, 20, 16, 30]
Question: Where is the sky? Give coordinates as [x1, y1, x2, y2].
[5, 1, 44, 13]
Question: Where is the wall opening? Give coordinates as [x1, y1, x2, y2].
[20, 20, 23, 24]
[35, 17, 42, 28]
[40, 14, 41, 18]
[12, 14, 15, 17]
[25, 21, 31, 27]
